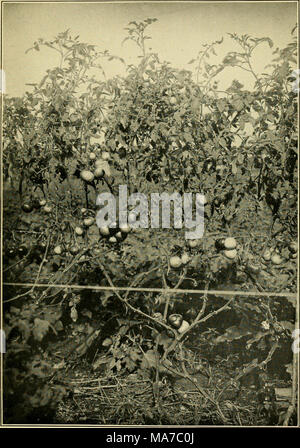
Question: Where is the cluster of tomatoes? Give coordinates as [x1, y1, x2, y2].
[169, 253, 190, 270]
[153, 312, 190, 335]
[215, 237, 238, 259]
[168, 239, 203, 270]
[98, 222, 132, 244]
[168, 237, 238, 271]
[214, 236, 297, 266]
[168, 313, 190, 334]
[4, 242, 45, 266]
[262, 241, 297, 265]
[21, 198, 52, 214]
[51, 208, 133, 259]
[79, 149, 111, 184]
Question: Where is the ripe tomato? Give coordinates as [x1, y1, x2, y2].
[170, 256, 182, 269]
[181, 253, 190, 264]
[224, 249, 237, 260]
[224, 237, 237, 250]
[119, 224, 131, 234]
[83, 217, 94, 227]
[99, 226, 110, 236]
[94, 167, 104, 178]
[271, 254, 283, 265]
[187, 239, 200, 249]
[80, 170, 94, 182]
[115, 231, 124, 241]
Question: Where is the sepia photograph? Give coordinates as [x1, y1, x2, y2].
[1, 0, 299, 427]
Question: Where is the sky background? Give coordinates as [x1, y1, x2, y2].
[2, 1, 298, 97]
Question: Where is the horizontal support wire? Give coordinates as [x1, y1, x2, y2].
[3, 282, 297, 299]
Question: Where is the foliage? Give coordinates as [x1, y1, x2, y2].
[2, 20, 297, 425]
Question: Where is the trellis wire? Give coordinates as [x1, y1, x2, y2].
[3, 282, 297, 299]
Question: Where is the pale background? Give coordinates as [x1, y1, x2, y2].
[2, 1, 298, 98]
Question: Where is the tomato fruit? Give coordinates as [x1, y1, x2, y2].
[224, 237, 237, 250]
[224, 249, 237, 260]
[75, 226, 84, 236]
[168, 314, 183, 329]
[119, 224, 131, 234]
[83, 217, 94, 227]
[178, 320, 190, 334]
[80, 170, 94, 182]
[102, 337, 113, 347]
[170, 256, 182, 269]
[18, 245, 28, 256]
[7, 248, 16, 258]
[115, 231, 124, 241]
[99, 226, 110, 237]
[271, 254, 283, 265]
[43, 205, 52, 213]
[181, 253, 190, 264]
[54, 245, 62, 255]
[187, 239, 200, 249]
[22, 203, 33, 213]
[94, 167, 104, 178]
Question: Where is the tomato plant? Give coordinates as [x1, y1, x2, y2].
[2, 20, 298, 425]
